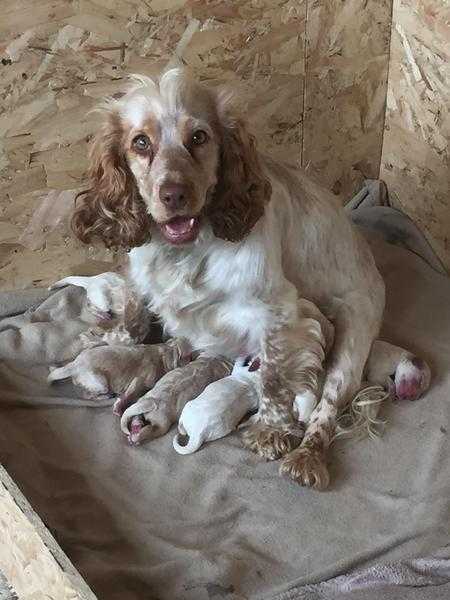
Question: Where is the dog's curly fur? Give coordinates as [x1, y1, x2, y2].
[208, 120, 271, 242]
[72, 113, 152, 250]
[72, 75, 271, 248]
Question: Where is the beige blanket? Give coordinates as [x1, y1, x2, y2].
[0, 237, 449, 600]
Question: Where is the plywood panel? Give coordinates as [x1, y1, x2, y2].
[380, 0, 450, 271]
[0, 0, 305, 290]
[0, 464, 96, 600]
[303, 0, 392, 200]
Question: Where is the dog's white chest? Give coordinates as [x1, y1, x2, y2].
[129, 240, 274, 358]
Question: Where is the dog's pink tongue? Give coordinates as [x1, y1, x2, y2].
[161, 216, 199, 244]
[164, 217, 194, 236]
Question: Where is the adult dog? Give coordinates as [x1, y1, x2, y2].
[72, 69, 429, 488]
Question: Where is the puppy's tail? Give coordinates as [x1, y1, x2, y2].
[172, 424, 203, 455]
[48, 363, 74, 383]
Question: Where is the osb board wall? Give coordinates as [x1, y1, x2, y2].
[303, 0, 392, 197]
[0, 0, 391, 291]
[0, 464, 96, 600]
[380, 0, 450, 271]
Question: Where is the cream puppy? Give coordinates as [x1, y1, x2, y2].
[48, 337, 192, 399]
[173, 361, 259, 455]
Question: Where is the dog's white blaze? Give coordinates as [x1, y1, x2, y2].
[122, 95, 151, 129]
[123, 92, 171, 128]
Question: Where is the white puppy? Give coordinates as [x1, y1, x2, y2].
[173, 360, 259, 455]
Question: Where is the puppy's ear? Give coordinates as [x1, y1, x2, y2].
[208, 91, 272, 242]
[72, 111, 151, 249]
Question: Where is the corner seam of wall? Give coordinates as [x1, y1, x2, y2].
[377, 0, 396, 181]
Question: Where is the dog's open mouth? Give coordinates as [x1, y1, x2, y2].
[158, 216, 200, 244]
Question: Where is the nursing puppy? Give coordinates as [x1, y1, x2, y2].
[173, 360, 259, 454]
[120, 354, 232, 445]
[48, 337, 192, 400]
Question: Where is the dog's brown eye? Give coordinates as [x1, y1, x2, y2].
[132, 134, 151, 152]
[191, 130, 207, 145]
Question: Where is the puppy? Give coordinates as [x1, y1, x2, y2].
[48, 337, 192, 399]
[120, 355, 232, 445]
[173, 360, 259, 454]
[50, 272, 126, 322]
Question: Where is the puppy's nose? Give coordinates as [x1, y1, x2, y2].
[159, 183, 188, 210]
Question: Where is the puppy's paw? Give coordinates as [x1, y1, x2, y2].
[242, 422, 304, 461]
[395, 356, 431, 401]
[126, 419, 169, 446]
[279, 446, 329, 490]
[113, 377, 145, 416]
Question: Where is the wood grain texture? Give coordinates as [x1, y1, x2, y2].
[302, 0, 392, 200]
[0, 464, 96, 600]
[380, 0, 450, 271]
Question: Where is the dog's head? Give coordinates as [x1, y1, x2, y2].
[72, 69, 271, 248]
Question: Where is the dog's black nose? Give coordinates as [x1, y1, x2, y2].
[159, 183, 188, 210]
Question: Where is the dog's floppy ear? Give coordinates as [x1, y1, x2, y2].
[208, 91, 272, 242]
[72, 111, 151, 249]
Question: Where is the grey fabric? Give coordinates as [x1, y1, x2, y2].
[0, 287, 52, 318]
[347, 179, 447, 275]
[0, 286, 92, 366]
[0, 237, 450, 600]
[272, 548, 450, 599]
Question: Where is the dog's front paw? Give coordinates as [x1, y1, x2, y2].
[279, 446, 329, 490]
[242, 422, 304, 461]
